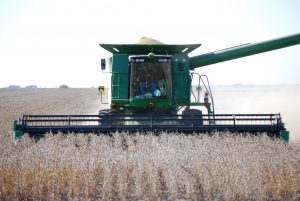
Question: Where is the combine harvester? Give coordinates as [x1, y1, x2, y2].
[13, 33, 300, 142]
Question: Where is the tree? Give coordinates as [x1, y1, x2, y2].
[59, 84, 69, 89]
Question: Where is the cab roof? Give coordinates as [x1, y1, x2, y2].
[99, 44, 201, 55]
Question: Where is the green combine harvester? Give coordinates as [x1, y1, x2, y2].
[13, 33, 300, 142]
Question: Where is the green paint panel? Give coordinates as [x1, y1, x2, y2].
[129, 99, 171, 108]
[173, 55, 190, 73]
[172, 55, 191, 104]
[280, 130, 289, 142]
[112, 54, 129, 73]
[111, 74, 129, 99]
[110, 54, 129, 99]
[13, 120, 24, 139]
[173, 73, 191, 104]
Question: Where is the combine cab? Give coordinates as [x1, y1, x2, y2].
[13, 34, 300, 142]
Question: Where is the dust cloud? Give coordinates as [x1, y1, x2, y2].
[210, 85, 300, 141]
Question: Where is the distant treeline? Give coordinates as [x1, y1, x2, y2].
[5, 84, 71, 89]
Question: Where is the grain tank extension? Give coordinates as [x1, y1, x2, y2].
[13, 34, 300, 141]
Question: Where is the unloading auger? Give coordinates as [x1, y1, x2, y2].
[13, 33, 300, 141]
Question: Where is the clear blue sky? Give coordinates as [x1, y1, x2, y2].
[0, 0, 299, 87]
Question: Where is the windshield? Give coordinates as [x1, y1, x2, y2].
[130, 57, 172, 100]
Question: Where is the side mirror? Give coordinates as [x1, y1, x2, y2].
[101, 59, 106, 70]
[98, 86, 104, 93]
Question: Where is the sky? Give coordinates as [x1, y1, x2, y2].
[0, 0, 300, 88]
